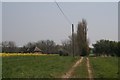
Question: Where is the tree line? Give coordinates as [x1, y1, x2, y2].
[92, 39, 120, 57]
[1, 40, 60, 54]
[1, 39, 119, 56]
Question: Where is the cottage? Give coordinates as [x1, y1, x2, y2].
[34, 46, 42, 53]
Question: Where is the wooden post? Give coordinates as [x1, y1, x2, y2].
[72, 24, 74, 57]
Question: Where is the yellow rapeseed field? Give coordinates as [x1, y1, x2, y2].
[0, 53, 48, 57]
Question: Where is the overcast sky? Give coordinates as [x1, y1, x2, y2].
[1, 2, 118, 47]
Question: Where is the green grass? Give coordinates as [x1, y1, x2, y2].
[2, 55, 80, 78]
[2, 55, 119, 78]
[71, 57, 88, 78]
[89, 57, 118, 78]
[0, 56, 2, 79]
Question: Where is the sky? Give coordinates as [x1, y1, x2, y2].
[1, 1, 118, 47]
[118, 2, 120, 41]
[0, 2, 1, 44]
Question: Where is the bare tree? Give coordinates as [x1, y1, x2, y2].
[36, 40, 56, 54]
[2, 41, 16, 53]
[61, 39, 71, 55]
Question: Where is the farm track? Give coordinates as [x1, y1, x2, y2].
[61, 57, 83, 78]
[87, 57, 93, 80]
[62, 57, 93, 79]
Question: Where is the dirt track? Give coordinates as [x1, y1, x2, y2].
[61, 57, 93, 80]
[61, 57, 83, 78]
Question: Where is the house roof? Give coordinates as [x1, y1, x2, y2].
[34, 46, 42, 52]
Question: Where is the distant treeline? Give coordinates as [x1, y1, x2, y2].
[1, 39, 120, 57]
[1, 40, 60, 54]
[92, 40, 120, 57]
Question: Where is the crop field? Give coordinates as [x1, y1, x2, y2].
[89, 57, 118, 78]
[2, 53, 80, 78]
[1, 53, 119, 79]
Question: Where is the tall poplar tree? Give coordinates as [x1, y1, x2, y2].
[77, 19, 88, 56]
